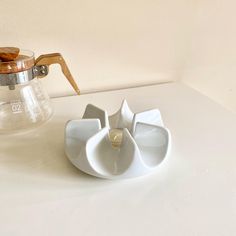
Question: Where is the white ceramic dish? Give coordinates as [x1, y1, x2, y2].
[65, 100, 171, 179]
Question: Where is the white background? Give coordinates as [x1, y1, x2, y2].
[0, 0, 235, 111]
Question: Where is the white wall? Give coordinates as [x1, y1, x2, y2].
[0, 0, 195, 96]
[181, 0, 236, 112]
[1, 0, 235, 112]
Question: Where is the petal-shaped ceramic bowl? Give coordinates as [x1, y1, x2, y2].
[65, 100, 171, 179]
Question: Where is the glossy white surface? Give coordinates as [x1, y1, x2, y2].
[0, 83, 236, 235]
[65, 101, 170, 179]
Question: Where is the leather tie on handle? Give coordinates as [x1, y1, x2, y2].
[35, 53, 80, 95]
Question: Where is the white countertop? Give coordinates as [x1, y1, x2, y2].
[0, 82, 236, 236]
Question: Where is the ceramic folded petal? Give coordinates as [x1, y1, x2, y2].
[109, 100, 134, 130]
[65, 119, 102, 175]
[133, 122, 170, 168]
[131, 109, 164, 134]
[83, 104, 109, 128]
[85, 127, 147, 178]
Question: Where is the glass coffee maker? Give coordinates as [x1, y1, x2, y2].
[0, 47, 80, 133]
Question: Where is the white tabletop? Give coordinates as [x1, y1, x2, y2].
[0, 82, 236, 236]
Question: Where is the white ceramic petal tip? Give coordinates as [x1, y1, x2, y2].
[65, 100, 171, 179]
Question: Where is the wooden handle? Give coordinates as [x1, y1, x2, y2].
[35, 53, 80, 95]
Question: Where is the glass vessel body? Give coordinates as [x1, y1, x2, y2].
[0, 50, 53, 133]
[0, 78, 53, 133]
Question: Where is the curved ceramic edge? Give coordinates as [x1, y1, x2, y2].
[109, 100, 134, 131]
[65, 119, 102, 175]
[85, 128, 138, 179]
[65, 123, 171, 179]
[83, 104, 109, 128]
[133, 122, 171, 169]
[131, 109, 163, 135]
[84, 127, 160, 179]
